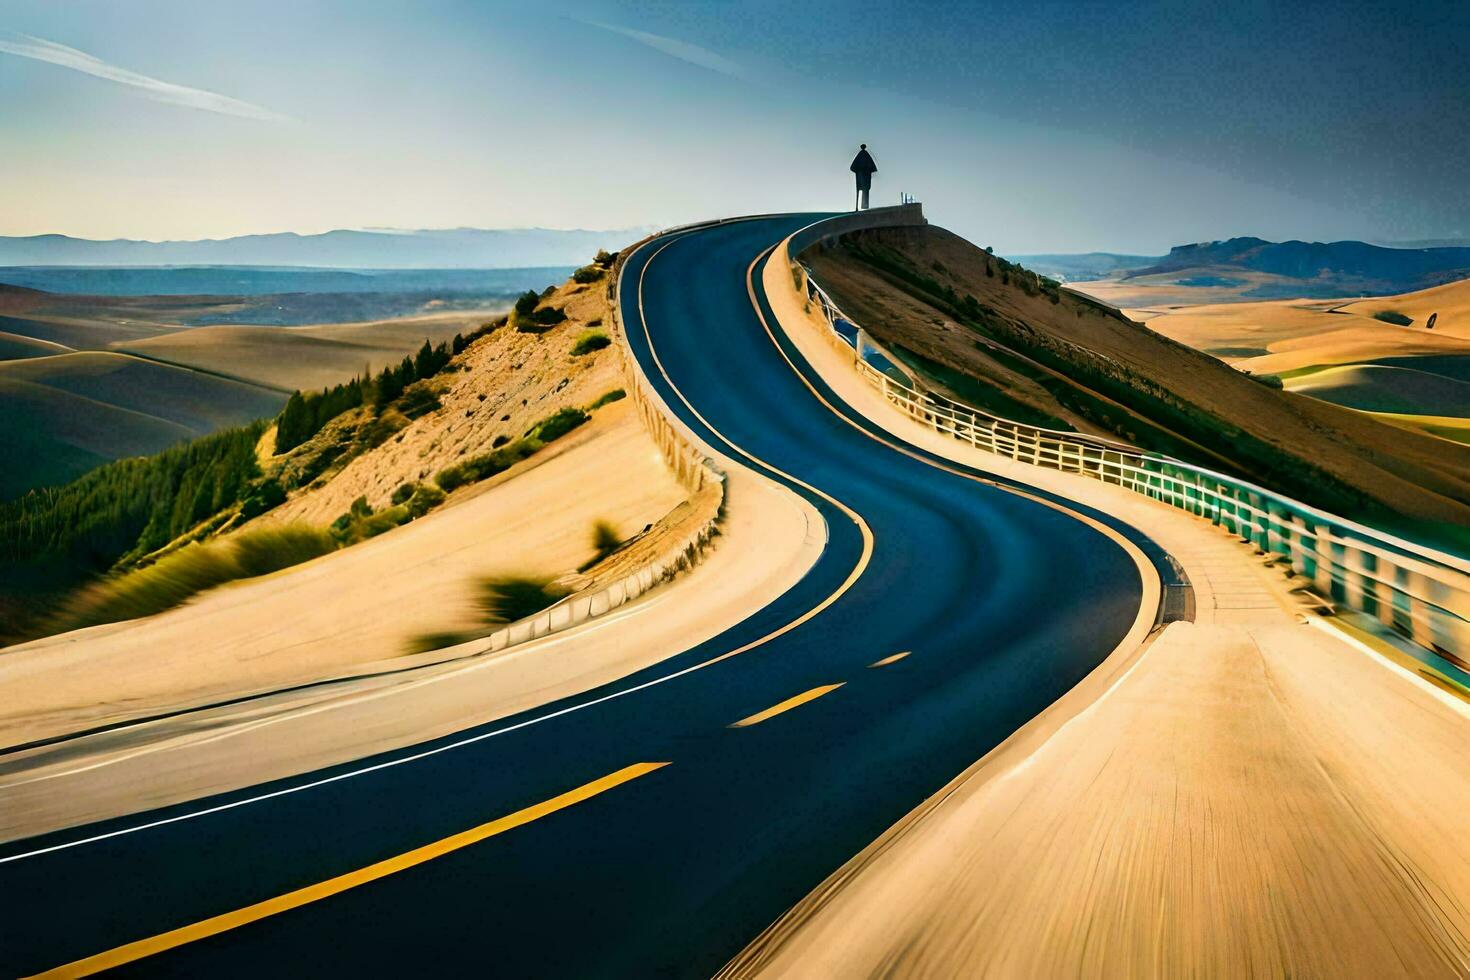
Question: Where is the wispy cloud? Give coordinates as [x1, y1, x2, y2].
[583, 21, 744, 78]
[0, 31, 289, 121]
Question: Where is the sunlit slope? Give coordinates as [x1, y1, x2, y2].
[805, 225, 1470, 548]
[117, 314, 478, 392]
[1142, 278, 1470, 376]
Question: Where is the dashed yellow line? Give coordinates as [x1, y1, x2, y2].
[24, 763, 669, 980]
[730, 684, 845, 728]
[868, 651, 911, 668]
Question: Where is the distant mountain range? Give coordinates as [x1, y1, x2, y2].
[0, 226, 656, 269]
[1015, 236, 1470, 300]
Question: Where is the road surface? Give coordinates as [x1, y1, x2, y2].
[0, 214, 1164, 978]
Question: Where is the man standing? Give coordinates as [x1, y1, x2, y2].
[850, 143, 877, 211]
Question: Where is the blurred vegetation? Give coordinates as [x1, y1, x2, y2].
[406, 573, 570, 654]
[51, 524, 336, 632]
[588, 388, 626, 410]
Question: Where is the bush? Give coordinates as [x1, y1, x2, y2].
[513, 305, 567, 333]
[406, 570, 571, 653]
[514, 290, 540, 316]
[594, 248, 617, 268]
[571, 329, 611, 356]
[532, 407, 589, 442]
[398, 381, 442, 419]
[435, 437, 544, 492]
[391, 482, 417, 505]
[239, 478, 287, 519]
[53, 524, 335, 631]
[358, 409, 408, 450]
[231, 525, 337, 577]
[572, 265, 605, 284]
[588, 388, 627, 410]
[1373, 310, 1413, 326]
[475, 575, 568, 625]
[405, 483, 445, 518]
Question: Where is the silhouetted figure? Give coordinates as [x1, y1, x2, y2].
[850, 144, 877, 211]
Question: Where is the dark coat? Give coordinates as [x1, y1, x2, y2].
[850, 149, 877, 191]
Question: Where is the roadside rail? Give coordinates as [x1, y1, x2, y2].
[789, 215, 1470, 669]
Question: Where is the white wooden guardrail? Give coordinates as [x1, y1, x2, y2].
[797, 260, 1470, 668]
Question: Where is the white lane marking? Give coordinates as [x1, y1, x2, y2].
[0, 221, 840, 865]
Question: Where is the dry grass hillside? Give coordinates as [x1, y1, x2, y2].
[0, 261, 712, 751]
[1137, 280, 1470, 440]
[263, 280, 623, 526]
[804, 225, 1470, 552]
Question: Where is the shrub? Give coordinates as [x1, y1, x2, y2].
[405, 483, 445, 518]
[1373, 310, 1413, 326]
[571, 329, 611, 356]
[514, 305, 567, 334]
[588, 388, 627, 410]
[475, 575, 569, 625]
[532, 407, 589, 442]
[406, 570, 571, 653]
[435, 437, 544, 491]
[358, 409, 408, 450]
[572, 265, 605, 284]
[514, 290, 540, 315]
[239, 478, 287, 519]
[398, 381, 443, 419]
[594, 248, 618, 268]
[391, 482, 417, 506]
[231, 525, 337, 577]
[53, 524, 335, 631]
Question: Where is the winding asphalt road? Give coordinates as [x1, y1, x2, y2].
[0, 214, 1166, 978]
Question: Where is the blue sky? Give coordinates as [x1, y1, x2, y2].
[1, 0, 1466, 253]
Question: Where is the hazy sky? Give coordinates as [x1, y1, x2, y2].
[1, 0, 1466, 253]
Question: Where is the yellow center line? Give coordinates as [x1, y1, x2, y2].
[868, 651, 911, 668]
[730, 684, 845, 728]
[25, 762, 670, 980]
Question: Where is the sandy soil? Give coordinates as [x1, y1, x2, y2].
[0, 406, 686, 751]
[724, 237, 1470, 977]
[266, 281, 619, 525]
